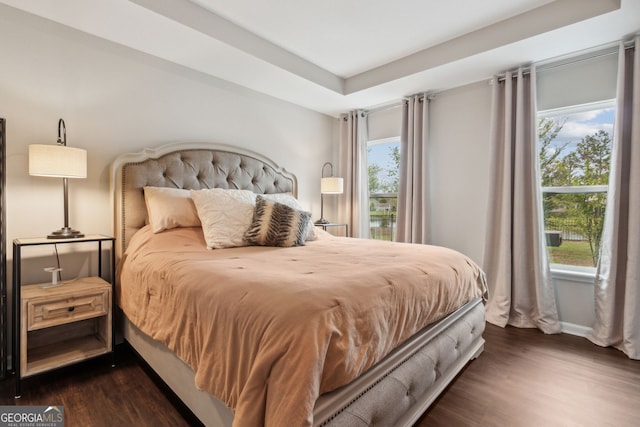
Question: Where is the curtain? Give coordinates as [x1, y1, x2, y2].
[587, 37, 640, 360]
[338, 110, 370, 238]
[483, 67, 561, 334]
[396, 94, 430, 244]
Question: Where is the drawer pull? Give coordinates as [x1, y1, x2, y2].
[68, 306, 75, 312]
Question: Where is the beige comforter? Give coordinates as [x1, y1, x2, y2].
[118, 226, 487, 427]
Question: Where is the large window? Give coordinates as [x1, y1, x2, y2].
[367, 138, 400, 241]
[538, 101, 615, 268]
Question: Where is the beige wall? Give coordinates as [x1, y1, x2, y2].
[429, 82, 492, 264]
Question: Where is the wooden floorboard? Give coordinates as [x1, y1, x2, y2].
[0, 324, 638, 426]
[0, 345, 198, 427]
[416, 323, 640, 427]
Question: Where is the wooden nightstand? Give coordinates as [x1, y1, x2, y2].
[12, 235, 115, 398]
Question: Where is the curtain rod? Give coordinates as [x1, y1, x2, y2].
[358, 37, 637, 112]
[497, 39, 636, 82]
[403, 93, 436, 104]
[358, 93, 435, 115]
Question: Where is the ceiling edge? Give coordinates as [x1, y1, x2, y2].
[344, 0, 621, 94]
[129, 0, 345, 94]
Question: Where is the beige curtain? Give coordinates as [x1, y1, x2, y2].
[396, 94, 430, 243]
[587, 37, 640, 360]
[483, 68, 561, 334]
[338, 110, 370, 238]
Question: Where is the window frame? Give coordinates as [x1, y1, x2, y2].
[366, 136, 400, 241]
[537, 99, 615, 280]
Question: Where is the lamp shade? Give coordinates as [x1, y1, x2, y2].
[29, 144, 87, 178]
[320, 176, 344, 194]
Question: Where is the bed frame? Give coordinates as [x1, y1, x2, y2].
[111, 142, 485, 426]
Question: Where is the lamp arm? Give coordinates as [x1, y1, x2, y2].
[321, 161, 333, 178]
[315, 161, 337, 225]
[57, 118, 66, 146]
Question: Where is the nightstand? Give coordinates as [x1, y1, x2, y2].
[316, 223, 349, 237]
[12, 235, 115, 398]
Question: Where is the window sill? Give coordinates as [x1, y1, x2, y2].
[550, 264, 596, 284]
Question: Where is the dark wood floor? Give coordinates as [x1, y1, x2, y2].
[0, 347, 196, 427]
[1, 324, 638, 426]
[417, 324, 640, 427]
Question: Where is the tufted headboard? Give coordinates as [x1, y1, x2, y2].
[111, 142, 297, 260]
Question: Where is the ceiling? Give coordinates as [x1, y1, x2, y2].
[2, 0, 639, 116]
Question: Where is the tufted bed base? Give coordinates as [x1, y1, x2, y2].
[111, 142, 485, 426]
[317, 297, 484, 426]
[122, 297, 484, 427]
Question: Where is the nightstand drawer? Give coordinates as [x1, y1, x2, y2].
[27, 289, 109, 331]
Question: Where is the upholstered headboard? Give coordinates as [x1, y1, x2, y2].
[111, 142, 297, 260]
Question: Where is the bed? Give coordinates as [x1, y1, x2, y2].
[111, 142, 487, 427]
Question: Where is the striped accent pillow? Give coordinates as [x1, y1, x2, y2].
[244, 196, 311, 247]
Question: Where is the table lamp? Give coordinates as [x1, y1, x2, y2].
[29, 119, 87, 238]
[315, 161, 343, 225]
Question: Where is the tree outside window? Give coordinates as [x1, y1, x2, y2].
[367, 139, 400, 241]
[538, 103, 614, 267]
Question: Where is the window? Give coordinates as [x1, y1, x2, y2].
[367, 137, 400, 241]
[538, 101, 615, 268]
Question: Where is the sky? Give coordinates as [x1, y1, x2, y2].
[543, 107, 615, 154]
[368, 140, 399, 189]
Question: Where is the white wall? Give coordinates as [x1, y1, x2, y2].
[429, 82, 492, 264]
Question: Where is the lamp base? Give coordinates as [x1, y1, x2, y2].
[314, 218, 330, 225]
[47, 227, 84, 239]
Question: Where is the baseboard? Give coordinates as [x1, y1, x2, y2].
[561, 321, 592, 337]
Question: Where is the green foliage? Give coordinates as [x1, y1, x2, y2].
[368, 161, 382, 193]
[539, 117, 570, 221]
[539, 117, 568, 187]
[368, 144, 401, 193]
[385, 145, 400, 193]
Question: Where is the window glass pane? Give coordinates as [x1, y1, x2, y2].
[538, 103, 614, 267]
[367, 139, 399, 241]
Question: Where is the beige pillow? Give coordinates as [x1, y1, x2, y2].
[190, 188, 256, 249]
[143, 186, 201, 233]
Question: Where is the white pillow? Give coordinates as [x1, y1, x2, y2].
[144, 186, 201, 233]
[262, 193, 318, 241]
[190, 188, 257, 249]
